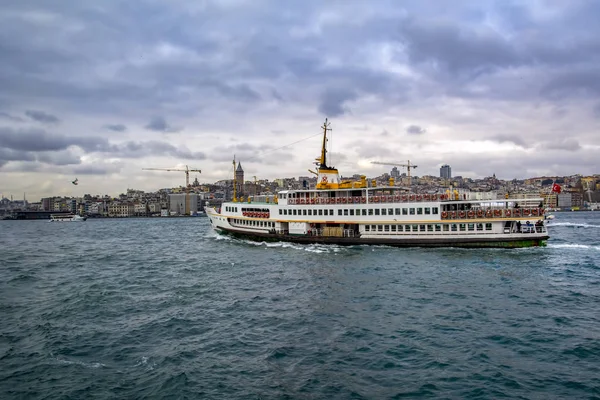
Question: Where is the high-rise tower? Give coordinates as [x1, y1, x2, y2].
[440, 164, 452, 179]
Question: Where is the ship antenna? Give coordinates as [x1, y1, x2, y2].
[318, 118, 332, 169]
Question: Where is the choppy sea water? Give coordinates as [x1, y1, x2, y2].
[1, 212, 599, 399]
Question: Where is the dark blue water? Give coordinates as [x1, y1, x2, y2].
[1, 212, 599, 399]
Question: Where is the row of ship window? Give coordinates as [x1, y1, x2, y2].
[279, 207, 440, 217]
[232, 219, 275, 228]
[365, 223, 493, 233]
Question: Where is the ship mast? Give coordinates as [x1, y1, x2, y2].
[232, 156, 237, 202]
[317, 118, 332, 170]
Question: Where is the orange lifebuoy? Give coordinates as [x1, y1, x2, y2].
[402, 195, 407, 201]
[441, 211, 448, 219]
[486, 210, 492, 217]
[494, 210, 501, 217]
[514, 209, 521, 217]
[416, 195, 422, 201]
[431, 194, 437, 201]
[424, 194, 430, 201]
[395, 195, 400, 201]
[361, 197, 366, 203]
[409, 195, 415, 201]
[505, 210, 512, 217]
[532, 209, 538, 216]
[468, 211, 474, 218]
[477, 210, 483, 217]
[459, 211, 466, 218]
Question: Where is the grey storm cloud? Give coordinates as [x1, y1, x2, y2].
[0, 111, 24, 122]
[36, 150, 81, 166]
[490, 135, 529, 148]
[398, 20, 523, 77]
[0, 147, 36, 164]
[105, 124, 127, 132]
[145, 117, 182, 133]
[210, 143, 294, 165]
[25, 110, 60, 124]
[318, 89, 357, 117]
[406, 125, 426, 135]
[0, 127, 204, 164]
[0, 0, 599, 116]
[0, 0, 599, 187]
[73, 165, 120, 175]
[115, 141, 206, 160]
[0, 127, 109, 152]
[593, 103, 600, 119]
[0, 147, 81, 168]
[540, 139, 582, 152]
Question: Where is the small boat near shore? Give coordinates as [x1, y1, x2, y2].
[49, 214, 87, 222]
[207, 119, 549, 248]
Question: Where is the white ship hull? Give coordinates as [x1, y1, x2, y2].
[207, 196, 549, 248]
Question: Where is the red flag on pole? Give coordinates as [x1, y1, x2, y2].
[551, 183, 562, 193]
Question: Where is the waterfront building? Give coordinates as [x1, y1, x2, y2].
[108, 203, 135, 217]
[168, 193, 199, 215]
[134, 202, 147, 216]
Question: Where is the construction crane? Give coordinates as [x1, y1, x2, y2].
[371, 160, 418, 187]
[142, 165, 201, 215]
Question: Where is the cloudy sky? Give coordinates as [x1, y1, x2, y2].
[1, 0, 599, 200]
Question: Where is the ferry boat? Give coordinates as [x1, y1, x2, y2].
[49, 214, 87, 222]
[206, 120, 549, 248]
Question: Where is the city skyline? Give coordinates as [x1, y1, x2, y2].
[2, 168, 597, 204]
[1, 1, 600, 200]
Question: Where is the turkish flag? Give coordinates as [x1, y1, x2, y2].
[551, 183, 562, 193]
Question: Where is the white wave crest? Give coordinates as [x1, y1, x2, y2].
[134, 356, 156, 371]
[548, 222, 600, 228]
[252, 240, 346, 253]
[54, 358, 106, 368]
[548, 243, 600, 251]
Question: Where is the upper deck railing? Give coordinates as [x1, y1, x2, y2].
[440, 207, 545, 220]
[287, 193, 450, 205]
